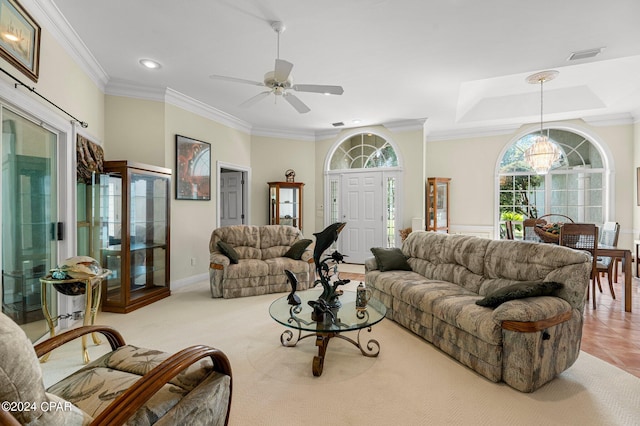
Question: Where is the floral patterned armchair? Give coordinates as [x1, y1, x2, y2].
[0, 312, 232, 425]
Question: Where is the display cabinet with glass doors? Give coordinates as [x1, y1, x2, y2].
[268, 182, 304, 231]
[99, 161, 171, 313]
[426, 177, 450, 233]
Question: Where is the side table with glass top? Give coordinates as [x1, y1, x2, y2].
[39, 269, 111, 363]
[269, 288, 386, 376]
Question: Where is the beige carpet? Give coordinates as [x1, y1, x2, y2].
[41, 277, 640, 426]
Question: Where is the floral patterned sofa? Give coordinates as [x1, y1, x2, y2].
[209, 225, 315, 298]
[365, 231, 591, 392]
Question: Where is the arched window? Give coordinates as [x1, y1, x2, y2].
[498, 129, 606, 239]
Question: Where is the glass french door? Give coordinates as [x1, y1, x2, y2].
[1, 108, 58, 342]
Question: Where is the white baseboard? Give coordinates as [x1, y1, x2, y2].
[171, 273, 209, 290]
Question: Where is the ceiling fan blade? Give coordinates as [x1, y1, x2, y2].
[209, 74, 265, 86]
[274, 59, 293, 83]
[239, 91, 272, 108]
[292, 84, 344, 95]
[283, 92, 311, 114]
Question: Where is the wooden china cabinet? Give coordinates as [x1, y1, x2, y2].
[100, 161, 171, 313]
[268, 181, 304, 231]
[426, 177, 450, 233]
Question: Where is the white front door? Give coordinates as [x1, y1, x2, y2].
[340, 171, 384, 263]
[220, 171, 243, 226]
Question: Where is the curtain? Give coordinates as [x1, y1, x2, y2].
[76, 135, 104, 184]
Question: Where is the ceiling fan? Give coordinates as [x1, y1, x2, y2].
[209, 21, 344, 114]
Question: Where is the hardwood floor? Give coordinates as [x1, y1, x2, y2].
[581, 271, 640, 378]
[343, 268, 640, 379]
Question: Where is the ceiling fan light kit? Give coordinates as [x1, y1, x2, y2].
[209, 21, 343, 114]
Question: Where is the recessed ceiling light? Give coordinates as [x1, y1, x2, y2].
[139, 59, 161, 69]
[352, 119, 361, 124]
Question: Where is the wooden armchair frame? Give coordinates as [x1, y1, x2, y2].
[1, 325, 232, 426]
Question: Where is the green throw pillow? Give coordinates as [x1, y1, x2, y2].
[284, 239, 312, 260]
[475, 281, 563, 308]
[370, 247, 412, 272]
[217, 241, 239, 264]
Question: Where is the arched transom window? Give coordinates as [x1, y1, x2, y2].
[329, 133, 398, 170]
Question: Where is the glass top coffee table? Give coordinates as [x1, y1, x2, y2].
[269, 288, 386, 376]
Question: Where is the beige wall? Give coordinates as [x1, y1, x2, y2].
[250, 134, 316, 235]
[164, 104, 251, 282]
[0, 26, 105, 141]
[314, 126, 425, 237]
[426, 119, 636, 249]
[102, 98, 252, 283]
[104, 96, 165, 165]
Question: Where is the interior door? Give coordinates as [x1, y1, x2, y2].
[340, 171, 384, 263]
[220, 170, 244, 226]
[1, 108, 58, 341]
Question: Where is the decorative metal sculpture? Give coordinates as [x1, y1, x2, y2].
[285, 269, 301, 306]
[309, 222, 349, 320]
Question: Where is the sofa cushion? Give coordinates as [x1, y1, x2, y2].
[475, 281, 563, 308]
[284, 239, 312, 260]
[217, 241, 239, 264]
[432, 295, 503, 345]
[260, 225, 302, 249]
[225, 259, 269, 279]
[265, 257, 312, 276]
[371, 247, 412, 272]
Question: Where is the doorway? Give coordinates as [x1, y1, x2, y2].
[325, 130, 403, 263]
[1, 108, 59, 341]
[217, 162, 250, 228]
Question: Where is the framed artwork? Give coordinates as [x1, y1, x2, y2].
[0, 0, 40, 82]
[637, 168, 640, 206]
[176, 135, 211, 200]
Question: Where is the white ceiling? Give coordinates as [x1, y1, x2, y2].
[50, 0, 640, 138]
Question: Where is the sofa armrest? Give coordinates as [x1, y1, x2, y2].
[491, 296, 573, 327]
[210, 252, 230, 269]
[300, 250, 313, 263]
[364, 256, 378, 272]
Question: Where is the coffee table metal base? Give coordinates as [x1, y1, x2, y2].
[280, 326, 381, 376]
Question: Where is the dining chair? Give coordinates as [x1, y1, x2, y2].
[596, 221, 620, 299]
[559, 223, 599, 309]
[504, 220, 514, 240]
[523, 218, 546, 242]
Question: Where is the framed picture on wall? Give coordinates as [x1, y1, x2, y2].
[0, 0, 41, 82]
[175, 135, 211, 200]
[637, 167, 640, 206]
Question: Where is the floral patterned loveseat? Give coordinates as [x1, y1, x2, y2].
[209, 225, 314, 298]
[365, 231, 591, 392]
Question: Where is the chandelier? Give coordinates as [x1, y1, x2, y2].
[524, 70, 560, 174]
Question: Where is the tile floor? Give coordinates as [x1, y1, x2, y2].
[343, 268, 640, 379]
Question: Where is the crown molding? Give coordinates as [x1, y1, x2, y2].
[426, 123, 521, 141]
[582, 112, 636, 127]
[382, 118, 428, 133]
[314, 128, 342, 140]
[251, 126, 317, 142]
[27, 0, 109, 90]
[105, 79, 166, 101]
[164, 88, 252, 134]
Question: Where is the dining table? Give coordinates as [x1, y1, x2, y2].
[597, 244, 633, 312]
[525, 225, 633, 313]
